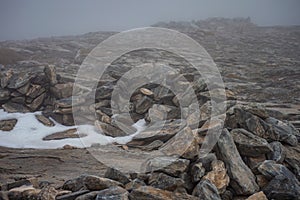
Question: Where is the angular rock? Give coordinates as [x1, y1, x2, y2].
[35, 114, 55, 127]
[0, 119, 17, 131]
[75, 191, 99, 200]
[43, 128, 86, 141]
[96, 186, 129, 200]
[190, 162, 205, 183]
[140, 88, 154, 96]
[125, 178, 146, 191]
[192, 180, 221, 200]
[197, 153, 217, 171]
[0, 69, 13, 88]
[51, 82, 73, 99]
[95, 81, 114, 100]
[44, 65, 57, 85]
[26, 84, 45, 99]
[159, 127, 199, 159]
[0, 88, 10, 101]
[231, 128, 272, 157]
[7, 73, 32, 89]
[128, 119, 186, 146]
[203, 160, 230, 194]
[83, 175, 123, 191]
[263, 174, 300, 200]
[56, 190, 89, 200]
[146, 104, 180, 123]
[246, 191, 268, 200]
[62, 175, 87, 192]
[138, 140, 164, 151]
[216, 129, 259, 195]
[143, 156, 190, 177]
[27, 92, 46, 111]
[8, 185, 40, 200]
[148, 173, 184, 191]
[284, 145, 300, 180]
[2, 102, 30, 113]
[266, 141, 286, 163]
[104, 167, 131, 185]
[95, 120, 132, 137]
[129, 186, 198, 200]
[38, 186, 58, 200]
[135, 96, 153, 114]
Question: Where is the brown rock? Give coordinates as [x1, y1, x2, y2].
[27, 92, 46, 111]
[95, 186, 129, 200]
[51, 82, 73, 99]
[26, 84, 45, 99]
[246, 191, 268, 200]
[203, 160, 230, 194]
[148, 173, 184, 191]
[140, 88, 154, 96]
[0, 119, 17, 131]
[2, 102, 30, 113]
[44, 65, 57, 85]
[35, 114, 55, 127]
[83, 175, 123, 191]
[38, 186, 58, 200]
[135, 96, 153, 114]
[95, 120, 132, 137]
[43, 128, 86, 140]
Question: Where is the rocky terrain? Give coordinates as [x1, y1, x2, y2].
[0, 18, 300, 199]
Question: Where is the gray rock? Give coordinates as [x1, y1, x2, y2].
[26, 84, 45, 99]
[62, 175, 87, 192]
[216, 129, 259, 195]
[83, 175, 123, 191]
[51, 82, 73, 99]
[146, 104, 180, 123]
[284, 145, 300, 180]
[2, 102, 30, 113]
[135, 96, 153, 114]
[35, 114, 55, 127]
[56, 190, 90, 200]
[7, 73, 32, 89]
[266, 141, 286, 163]
[148, 173, 184, 191]
[0, 88, 10, 101]
[95, 120, 133, 137]
[95, 186, 129, 200]
[192, 179, 221, 200]
[231, 128, 272, 157]
[104, 167, 131, 185]
[143, 156, 190, 177]
[190, 162, 206, 183]
[44, 65, 57, 85]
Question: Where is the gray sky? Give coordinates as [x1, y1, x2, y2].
[0, 0, 300, 41]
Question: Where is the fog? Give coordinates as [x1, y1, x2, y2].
[0, 0, 300, 41]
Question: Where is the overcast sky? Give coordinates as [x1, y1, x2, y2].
[0, 0, 300, 41]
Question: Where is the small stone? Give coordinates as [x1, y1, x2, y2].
[197, 153, 217, 171]
[43, 128, 86, 141]
[144, 156, 190, 177]
[192, 179, 221, 200]
[138, 140, 164, 151]
[51, 82, 73, 99]
[0, 88, 10, 101]
[7, 72, 32, 89]
[38, 186, 58, 200]
[56, 190, 90, 200]
[246, 191, 268, 200]
[62, 175, 87, 192]
[27, 92, 46, 111]
[140, 88, 154, 96]
[95, 120, 132, 137]
[96, 186, 129, 200]
[26, 84, 45, 99]
[0, 119, 17, 131]
[147, 104, 180, 123]
[256, 175, 269, 189]
[2, 102, 30, 113]
[104, 167, 131, 185]
[125, 178, 146, 191]
[83, 175, 123, 191]
[203, 160, 230, 194]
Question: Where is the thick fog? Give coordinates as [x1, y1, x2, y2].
[0, 0, 300, 41]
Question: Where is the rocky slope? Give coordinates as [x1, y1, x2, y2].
[0, 18, 300, 199]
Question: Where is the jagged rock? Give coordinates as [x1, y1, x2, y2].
[256, 175, 269, 189]
[7, 73, 32, 89]
[263, 174, 300, 200]
[216, 129, 259, 195]
[266, 141, 286, 163]
[26, 84, 45, 99]
[27, 92, 46, 111]
[129, 186, 198, 200]
[284, 145, 300, 180]
[51, 82, 73, 99]
[197, 153, 217, 171]
[44, 65, 57, 85]
[246, 191, 268, 200]
[2, 102, 30, 113]
[0, 119, 17, 131]
[95, 186, 129, 200]
[144, 156, 190, 177]
[38, 186, 58, 200]
[203, 160, 230, 194]
[95, 82, 114, 100]
[190, 162, 205, 183]
[35, 114, 55, 127]
[11, 96, 25, 104]
[220, 190, 233, 200]
[140, 88, 154, 96]
[231, 128, 272, 157]
[56, 190, 90, 200]
[0, 88, 10, 101]
[159, 127, 199, 159]
[192, 179, 221, 200]
[148, 173, 184, 191]
[128, 119, 186, 147]
[83, 175, 123, 191]
[135, 96, 153, 114]
[7, 185, 40, 200]
[104, 167, 131, 185]
[62, 175, 87, 192]
[95, 120, 133, 137]
[244, 155, 266, 171]
[137, 140, 164, 151]
[0, 69, 13, 88]
[43, 128, 86, 140]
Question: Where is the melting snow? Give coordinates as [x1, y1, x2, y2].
[0, 109, 146, 149]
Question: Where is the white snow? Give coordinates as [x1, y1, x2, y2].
[0, 109, 146, 149]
